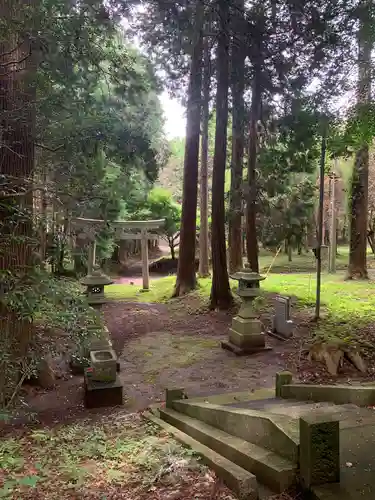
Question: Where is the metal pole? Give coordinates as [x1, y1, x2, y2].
[329, 166, 337, 274]
[315, 131, 327, 320]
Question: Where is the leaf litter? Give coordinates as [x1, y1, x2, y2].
[0, 411, 236, 499]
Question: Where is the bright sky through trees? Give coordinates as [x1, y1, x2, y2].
[161, 91, 186, 139]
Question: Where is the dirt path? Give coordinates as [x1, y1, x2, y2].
[105, 301, 297, 409]
[16, 300, 298, 427]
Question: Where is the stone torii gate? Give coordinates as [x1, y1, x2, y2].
[72, 218, 165, 293]
[113, 219, 165, 290]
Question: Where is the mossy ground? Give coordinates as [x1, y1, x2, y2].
[0, 412, 234, 499]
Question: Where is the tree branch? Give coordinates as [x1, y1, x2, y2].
[35, 143, 64, 152]
[0, 53, 31, 68]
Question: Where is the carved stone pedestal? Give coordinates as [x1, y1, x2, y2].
[222, 271, 271, 356]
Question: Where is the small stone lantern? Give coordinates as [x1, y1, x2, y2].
[81, 270, 113, 307]
[221, 270, 271, 355]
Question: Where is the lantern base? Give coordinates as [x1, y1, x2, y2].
[84, 371, 123, 408]
[221, 340, 272, 356]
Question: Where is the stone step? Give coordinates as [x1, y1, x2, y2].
[172, 400, 299, 462]
[260, 402, 342, 418]
[145, 411, 259, 500]
[160, 407, 297, 493]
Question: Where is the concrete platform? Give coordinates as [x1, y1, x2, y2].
[153, 383, 375, 500]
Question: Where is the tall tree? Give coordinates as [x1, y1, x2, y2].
[210, 0, 233, 309]
[0, 0, 39, 404]
[174, 0, 204, 295]
[246, 24, 264, 274]
[348, 1, 373, 279]
[228, 0, 245, 273]
[198, 30, 211, 278]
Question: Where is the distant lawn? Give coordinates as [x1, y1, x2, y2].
[107, 271, 375, 341]
[258, 245, 375, 274]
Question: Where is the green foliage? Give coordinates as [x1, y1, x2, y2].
[256, 102, 321, 248]
[0, 267, 101, 407]
[158, 138, 184, 201]
[39, 35, 168, 220]
[146, 188, 182, 237]
[261, 176, 316, 249]
[129, 187, 182, 258]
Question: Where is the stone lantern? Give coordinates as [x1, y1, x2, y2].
[221, 270, 271, 355]
[81, 269, 113, 307]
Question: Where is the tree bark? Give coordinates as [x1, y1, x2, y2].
[198, 32, 210, 278]
[288, 239, 292, 262]
[246, 72, 262, 273]
[228, 0, 245, 274]
[348, 4, 372, 279]
[367, 230, 375, 254]
[0, 0, 37, 405]
[174, 0, 204, 296]
[169, 237, 176, 260]
[210, 0, 232, 310]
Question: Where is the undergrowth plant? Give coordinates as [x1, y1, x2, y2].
[0, 266, 102, 410]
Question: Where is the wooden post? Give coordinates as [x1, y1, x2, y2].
[87, 240, 96, 275]
[141, 230, 150, 290]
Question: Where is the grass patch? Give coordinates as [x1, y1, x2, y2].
[107, 279, 175, 302]
[107, 271, 375, 342]
[0, 414, 204, 499]
[127, 332, 220, 372]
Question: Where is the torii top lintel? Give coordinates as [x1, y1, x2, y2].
[72, 218, 165, 229]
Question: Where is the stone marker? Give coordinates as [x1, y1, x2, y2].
[299, 413, 340, 489]
[222, 271, 271, 355]
[271, 295, 294, 340]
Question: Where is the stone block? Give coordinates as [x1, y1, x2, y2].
[232, 316, 263, 336]
[299, 413, 340, 489]
[276, 371, 293, 398]
[229, 329, 265, 349]
[278, 383, 375, 406]
[90, 349, 117, 382]
[84, 372, 123, 408]
[166, 388, 187, 408]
